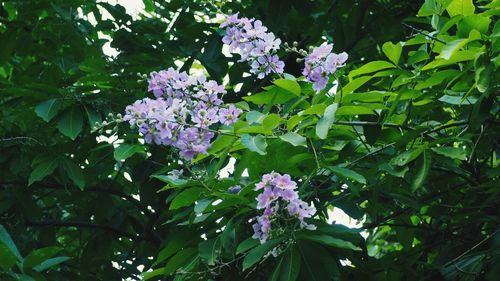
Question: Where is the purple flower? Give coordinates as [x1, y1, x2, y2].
[302, 43, 348, 92]
[221, 14, 285, 79]
[220, 12, 240, 28]
[252, 173, 316, 243]
[272, 174, 297, 190]
[256, 187, 275, 209]
[218, 105, 242, 126]
[125, 67, 242, 161]
[227, 185, 242, 194]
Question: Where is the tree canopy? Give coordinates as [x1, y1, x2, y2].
[0, 0, 499, 280]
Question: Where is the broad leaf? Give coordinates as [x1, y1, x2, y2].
[242, 238, 283, 270]
[169, 187, 205, 210]
[327, 166, 366, 184]
[35, 99, 63, 122]
[57, 107, 83, 140]
[316, 103, 337, 139]
[279, 132, 307, 147]
[273, 78, 301, 96]
[241, 134, 267, 155]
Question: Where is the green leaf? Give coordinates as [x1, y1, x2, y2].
[439, 30, 481, 60]
[270, 255, 284, 281]
[151, 175, 189, 187]
[439, 94, 477, 105]
[446, 0, 475, 17]
[422, 50, 477, 70]
[241, 134, 267, 155]
[23, 247, 62, 270]
[300, 104, 326, 116]
[342, 76, 372, 94]
[194, 198, 211, 214]
[382, 42, 403, 65]
[298, 241, 340, 281]
[198, 238, 221, 266]
[242, 238, 283, 270]
[336, 105, 375, 116]
[153, 231, 195, 267]
[243, 87, 295, 105]
[246, 111, 266, 124]
[415, 70, 460, 90]
[262, 114, 282, 132]
[391, 147, 425, 166]
[380, 163, 409, 178]
[35, 99, 63, 122]
[164, 248, 197, 275]
[143, 0, 154, 12]
[33, 256, 70, 272]
[412, 150, 431, 192]
[315, 103, 338, 139]
[279, 132, 307, 147]
[169, 187, 204, 210]
[236, 238, 259, 254]
[348, 61, 395, 79]
[143, 268, 164, 280]
[418, 0, 453, 16]
[28, 158, 59, 186]
[113, 144, 144, 161]
[0, 243, 17, 270]
[431, 146, 467, 160]
[208, 135, 237, 155]
[327, 166, 367, 184]
[61, 158, 85, 190]
[273, 78, 301, 96]
[458, 15, 491, 37]
[85, 107, 102, 130]
[299, 234, 362, 251]
[441, 254, 484, 281]
[278, 246, 301, 281]
[57, 107, 83, 140]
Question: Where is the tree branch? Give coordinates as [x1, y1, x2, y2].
[25, 219, 147, 242]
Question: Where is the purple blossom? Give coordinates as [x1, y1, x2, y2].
[252, 172, 316, 243]
[221, 13, 285, 79]
[227, 185, 242, 194]
[218, 105, 242, 126]
[124, 67, 241, 161]
[303, 43, 348, 92]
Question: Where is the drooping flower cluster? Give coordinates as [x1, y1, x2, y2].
[302, 43, 348, 92]
[252, 172, 316, 243]
[124, 68, 242, 160]
[221, 13, 285, 79]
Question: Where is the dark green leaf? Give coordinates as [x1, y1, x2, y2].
[57, 107, 83, 140]
[23, 247, 62, 270]
[61, 158, 85, 190]
[242, 238, 283, 270]
[35, 99, 63, 122]
[169, 187, 204, 210]
[327, 166, 366, 184]
[412, 150, 431, 192]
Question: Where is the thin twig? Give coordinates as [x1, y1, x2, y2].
[444, 228, 500, 267]
[402, 22, 447, 44]
[309, 138, 320, 170]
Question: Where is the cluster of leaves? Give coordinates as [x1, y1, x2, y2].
[0, 0, 498, 281]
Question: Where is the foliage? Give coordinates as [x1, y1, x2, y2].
[0, 0, 499, 281]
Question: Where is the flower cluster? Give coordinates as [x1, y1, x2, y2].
[252, 172, 316, 243]
[302, 43, 348, 92]
[124, 68, 242, 160]
[221, 13, 285, 79]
